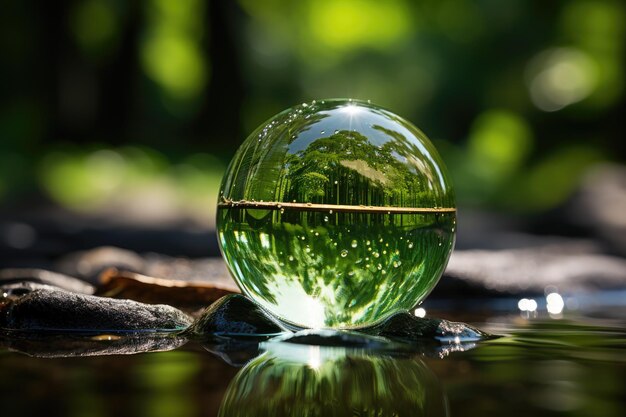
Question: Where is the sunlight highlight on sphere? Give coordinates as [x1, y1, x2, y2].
[217, 99, 456, 329]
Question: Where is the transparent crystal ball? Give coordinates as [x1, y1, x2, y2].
[217, 99, 456, 329]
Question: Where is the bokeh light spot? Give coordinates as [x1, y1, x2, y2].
[546, 292, 565, 315]
[70, 0, 118, 55]
[306, 0, 411, 51]
[463, 109, 533, 199]
[141, 0, 208, 105]
[527, 48, 598, 112]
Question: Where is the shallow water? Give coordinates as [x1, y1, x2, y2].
[1, 307, 624, 417]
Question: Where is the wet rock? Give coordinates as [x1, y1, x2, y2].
[96, 268, 238, 312]
[55, 246, 145, 284]
[364, 311, 490, 344]
[186, 294, 287, 339]
[141, 253, 234, 285]
[268, 329, 394, 350]
[55, 247, 238, 291]
[0, 333, 187, 358]
[441, 242, 626, 296]
[0, 287, 192, 334]
[1, 282, 60, 301]
[563, 163, 626, 256]
[0, 268, 95, 294]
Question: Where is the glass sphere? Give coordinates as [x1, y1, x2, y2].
[217, 99, 455, 329]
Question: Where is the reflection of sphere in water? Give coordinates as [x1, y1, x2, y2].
[217, 99, 455, 329]
[218, 346, 448, 417]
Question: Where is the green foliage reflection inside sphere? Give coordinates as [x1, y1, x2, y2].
[217, 99, 455, 329]
[219, 347, 448, 416]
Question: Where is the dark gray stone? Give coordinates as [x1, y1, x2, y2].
[564, 164, 626, 256]
[263, 326, 486, 359]
[55, 246, 145, 284]
[141, 253, 235, 286]
[268, 329, 394, 349]
[0, 268, 95, 294]
[364, 311, 491, 344]
[1, 282, 60, 299]
[442, 242, 626, 296]
[0, 287, 192, 333]
[186, 294, 287, 339]
[54, 246, 237, 289]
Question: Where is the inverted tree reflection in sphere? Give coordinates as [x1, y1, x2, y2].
[217, 99, 455, 329]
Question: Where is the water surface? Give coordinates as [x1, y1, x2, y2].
[2, 308, 624, 417]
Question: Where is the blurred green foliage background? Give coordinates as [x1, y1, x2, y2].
[1, 0, 624, 225]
